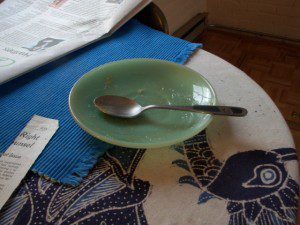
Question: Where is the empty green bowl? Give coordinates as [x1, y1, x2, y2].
[69, 59, 216, 148]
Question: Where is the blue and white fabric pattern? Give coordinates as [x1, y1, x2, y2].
[173, 131, 299, 225]
[0, 131, 298, 225]
[0, 147, 150, 225]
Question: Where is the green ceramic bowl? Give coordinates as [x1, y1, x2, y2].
[69, 59, 216, 148]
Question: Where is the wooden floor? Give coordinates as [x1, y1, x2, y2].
[195, 29, 300, 151]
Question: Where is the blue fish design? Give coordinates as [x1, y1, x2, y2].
[173, 132, 299, 225]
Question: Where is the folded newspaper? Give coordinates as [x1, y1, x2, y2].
[0, 0, 150, 84]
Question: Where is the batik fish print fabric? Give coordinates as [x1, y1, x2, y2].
[0, 147, 151, 225]
[0, 131, 299, 225]
[173, 131, 299, 225]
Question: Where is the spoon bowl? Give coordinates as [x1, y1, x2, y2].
[94, 95, 143, 118]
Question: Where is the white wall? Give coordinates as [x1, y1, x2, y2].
[153, 0, 207, 34]
[207, 0, 300, 40]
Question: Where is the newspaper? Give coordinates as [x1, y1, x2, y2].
[0, 0, 150, 84]
[0, 115, 59, 211]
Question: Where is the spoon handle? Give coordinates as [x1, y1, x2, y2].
[143, 105, 247, 117]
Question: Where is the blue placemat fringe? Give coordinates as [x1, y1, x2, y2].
[174, 43, 202, 64]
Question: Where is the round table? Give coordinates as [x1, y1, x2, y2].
[187, 50, 295, 155]
[0, 49, 298, 225]
[135, 49, 299, 225]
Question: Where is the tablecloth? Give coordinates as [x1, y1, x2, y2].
[0, 49, 298, 225]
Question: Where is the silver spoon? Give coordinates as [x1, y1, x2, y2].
[94, 95, 248, 118]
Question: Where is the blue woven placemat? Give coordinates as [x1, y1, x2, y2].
[0, 20, 201, 186]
